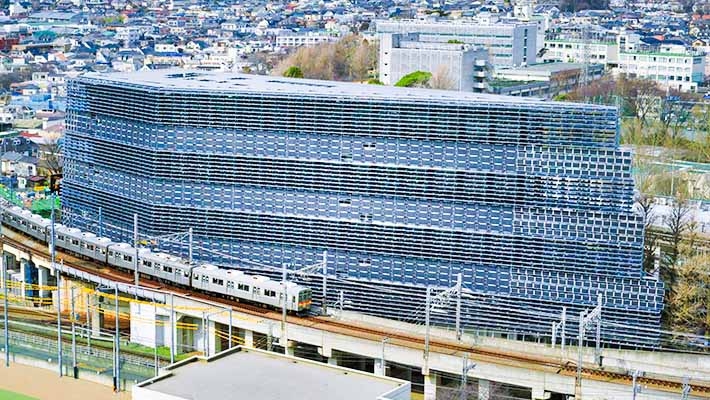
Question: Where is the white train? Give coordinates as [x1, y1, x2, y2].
[1, 204, 312, 314]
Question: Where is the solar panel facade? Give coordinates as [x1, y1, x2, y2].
[63, 71, 663, 346]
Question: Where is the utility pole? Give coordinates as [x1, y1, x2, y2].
[322, 251, 327, 316]
[339, 291, 344, 316]
[267, 322, 273, 352]
[71, 286, 77, 379]
[460, 353, 476, 400]
[423, 285, 431, 376]
[3, 253, 9, 367]
[455, 273, 462, 341]
[133, 214, 139, 287]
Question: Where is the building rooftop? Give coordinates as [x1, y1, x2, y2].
[78, 69, 613, 111]
[133, 347, 409, 400]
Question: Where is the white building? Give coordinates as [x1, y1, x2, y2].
[379, 33, 489, 92]
[542, 29, 705, 92]
[376, 17, 537, 67]
[115, 26, 143, 44]
[275, 31, 337, 48]
[542, 39, 618, 66]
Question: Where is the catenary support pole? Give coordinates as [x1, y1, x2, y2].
[561, 306, 567, 352]
[133, 214, 139, 287]
[281, 263, 287, 354]
[188, 228, 193, 265]
[381, 337, 388, 376]
[56, 271, 62, 377]
[577, 310, 585, 390]
[98, 206, 103, 238]
[321, 251, 327, 316]
[154, 300, 158, 377]
[455, 273, 462, 341]
[228, 307, 233, 350]
[71, 286, 77, 379]
[3, 253, 9, 367]
[595, 293, 602, 366]
[423, 285, 431, 376]
[86, 293, 91, 353]
[114, 285, 120, 392]
[170, 293, 176, 364]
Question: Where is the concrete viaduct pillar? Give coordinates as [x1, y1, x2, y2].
[244, 329, 254, 348]
[424, 373, 438, 400]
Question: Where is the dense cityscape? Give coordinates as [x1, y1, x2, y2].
[0, 0, 709, 399]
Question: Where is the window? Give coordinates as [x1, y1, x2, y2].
[87, 244, 95, 251]
[58, 235, 65, 240]
[227, 281, 234, 289]
[143, 260, 153, 268]
[201, 275, 209, 283]
[264, 290, 276, 297]
[71, 239, 79, 246]
[212, 278, 224, 286]
[163, 266, 173, 273]
[123, 255, 132, 262]
[238, 283, 250, 291]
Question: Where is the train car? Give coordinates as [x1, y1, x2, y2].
[107, 243, 138, 271]
[191, 265, 312, 313]
[139, 251, 192, 286]
[0, 203, 313, 314]
[4, 206, 48, 241]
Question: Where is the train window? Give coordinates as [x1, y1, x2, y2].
[58, 235, 65, 240]
[194, 275, 200, 280]
[212, 278, 224, 286]
[201, 276, 209, 283]
[109, 251, 114, 257]
[226, 281, 234, 289]
[87, 244, 95, 251]
[163, 266, 173, 273]
[123, 255, 132, 262]
[176, 268, 182, 276]
[238, 283, 250, 291]
[264, 290, 276, 297]
[71, 239, 79, 246]
[142, 260, 153, 268]
[20, 220, 26, 226]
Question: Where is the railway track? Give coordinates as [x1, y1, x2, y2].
[2, 227, 709, 397]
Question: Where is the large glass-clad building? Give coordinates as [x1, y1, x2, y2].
[64, 70, 663, 345]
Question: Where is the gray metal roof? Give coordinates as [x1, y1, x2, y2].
[78, 69, 613, 111]
[136, 348, 406, 400]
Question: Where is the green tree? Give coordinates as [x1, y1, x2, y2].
[394, 71, 432, 88]
[367, 78, 384, 85]
[283, 66, 304, 78]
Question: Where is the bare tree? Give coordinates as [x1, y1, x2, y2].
[428, 64, 456, 90]
[635, 190, 658, 274]
[40, 133, 62, 176]
[661, 194, 695, 326]
[618, 75, 663, 127]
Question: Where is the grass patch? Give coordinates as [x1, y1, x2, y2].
[0, 389, 39, 400]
